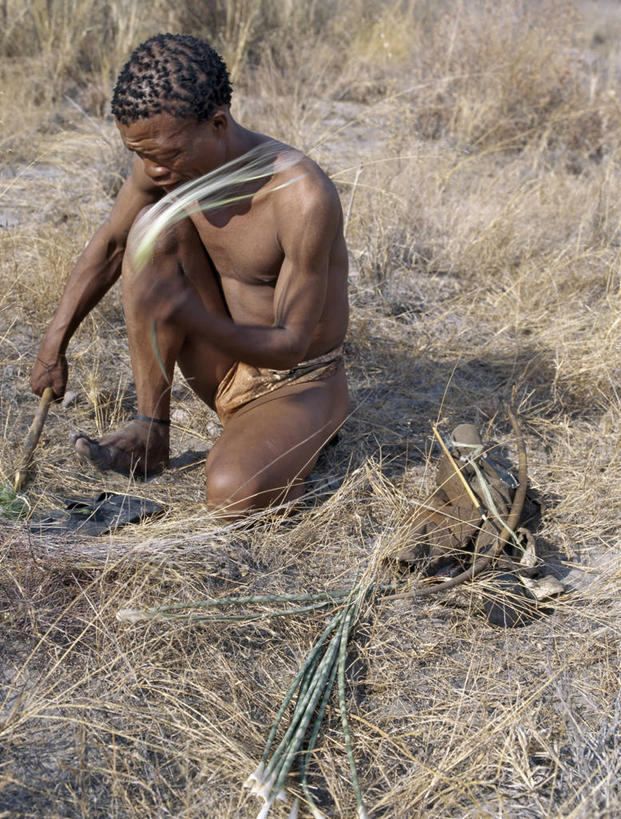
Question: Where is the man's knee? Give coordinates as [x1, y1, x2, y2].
[123, 208, 198, 281]
[205, 458, 299, 516]
[132, 202, 195, 244]
[205, 459, 262, 514]
[122, 232, 191, 321]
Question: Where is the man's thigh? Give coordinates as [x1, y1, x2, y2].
[204, 366, 348, 514]
[148, 216, 235, 406]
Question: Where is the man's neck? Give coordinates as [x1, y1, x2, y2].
[222, 120, 270, 164]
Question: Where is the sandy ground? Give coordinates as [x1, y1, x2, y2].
[1, 31, 620, 818]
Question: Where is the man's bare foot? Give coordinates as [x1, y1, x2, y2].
[72, 419, 170, 476]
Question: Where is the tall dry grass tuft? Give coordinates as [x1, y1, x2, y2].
[404, 0, 617, 154]
[1, 0, 621, 816]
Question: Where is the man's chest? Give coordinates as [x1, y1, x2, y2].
[190, 203, 283, 285]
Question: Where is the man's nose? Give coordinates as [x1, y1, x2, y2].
[143, 159, 170, 180]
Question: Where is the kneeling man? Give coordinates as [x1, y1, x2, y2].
[30, 34, 349, 516]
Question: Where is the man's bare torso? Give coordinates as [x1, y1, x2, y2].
[182, 155, 349, 361]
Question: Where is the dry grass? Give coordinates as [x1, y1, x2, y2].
[1, 0, 621, 816]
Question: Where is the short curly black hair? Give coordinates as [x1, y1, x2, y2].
[111, 34, 232, 124]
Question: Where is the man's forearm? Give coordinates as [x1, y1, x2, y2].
[176, 297, 309, 369]
[39, 236, 125, 357]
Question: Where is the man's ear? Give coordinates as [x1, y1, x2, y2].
[210, 111, 228, 133]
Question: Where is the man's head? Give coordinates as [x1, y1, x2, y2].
[111, 34, 232, 126]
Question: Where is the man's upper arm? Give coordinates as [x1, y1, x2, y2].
[36, 160, 162, 362]
[272, 173, 341, 357]
[97, 157, 160, 252]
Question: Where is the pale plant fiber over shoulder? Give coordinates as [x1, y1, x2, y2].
[128, 141, 306, 271]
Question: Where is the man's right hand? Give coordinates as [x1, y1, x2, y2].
[30, 353, 68, 399]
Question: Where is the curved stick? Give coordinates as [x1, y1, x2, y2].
[14, 387, 54, 492]
[386, 406, 528, 601]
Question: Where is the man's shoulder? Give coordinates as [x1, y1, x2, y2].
[273, 151, 341, 219]
[101, 157, 163, 241]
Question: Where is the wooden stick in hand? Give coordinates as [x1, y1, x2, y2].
[14, 387, 55, 492]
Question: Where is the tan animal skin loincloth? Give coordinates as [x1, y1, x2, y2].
[214, 346, 344, 425]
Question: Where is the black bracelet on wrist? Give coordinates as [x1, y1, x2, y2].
[37, 357, 56, 371]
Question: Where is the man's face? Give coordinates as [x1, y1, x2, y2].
[116, 111, 226, 191]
